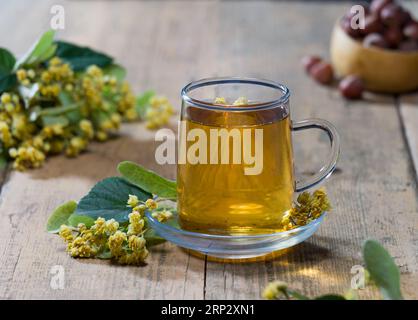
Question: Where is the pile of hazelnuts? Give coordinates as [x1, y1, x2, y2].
[343, 0, 418, 51]
[302, 0, 418, 100]
[302, 54, 364, 100]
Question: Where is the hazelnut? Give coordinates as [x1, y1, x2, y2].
[363, 33, 388, 48]
[403, 22, 418, 40]
[362, 14, 384, 35]
[301, 55, 322, 73]
[400, 9, 413, 26]
[309, 62, 334, 85]
[383, 26, 403, 48]
[370, 0, 393, 15]
[380, 4, 404, 27]
[339, 75, 364, 99]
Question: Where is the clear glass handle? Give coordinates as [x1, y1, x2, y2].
[292, 118, 340, 192]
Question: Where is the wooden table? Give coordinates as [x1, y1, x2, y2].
[0, 0, 417, 300]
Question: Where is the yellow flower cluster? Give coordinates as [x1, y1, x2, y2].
[263, 189, 332, 300]
[16, 68, 36, 87]
[145, 96, 174, 129]
[262, 281, 288, 300]
[38, 57, 75, 98]
[281, 188, 331, 231]
[57, 196, 172, 265]
[213, 96, 249, 106]
[151, 209, 173, 223]
[1, 57, 173, 171]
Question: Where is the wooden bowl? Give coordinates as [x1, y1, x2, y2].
[330, 22, 418, 93]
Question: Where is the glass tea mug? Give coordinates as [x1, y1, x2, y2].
[177, 77, 340, 235]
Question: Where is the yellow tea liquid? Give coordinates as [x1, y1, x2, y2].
[177, 106, 294, 235]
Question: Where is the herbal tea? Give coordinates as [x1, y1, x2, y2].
[177, 104, 294, 235]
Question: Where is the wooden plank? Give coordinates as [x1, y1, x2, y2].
[400, 0, 418, 184]
[204, 1, 418, 300]
[399, 94, 418, 183]
[0, 0, 220, 299]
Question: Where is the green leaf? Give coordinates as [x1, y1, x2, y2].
[97, 249, 112, 259]
[66, 108, 83, 125]
[68, 214, 95, 228]
[40, 104, 79, 117]
[363, 239, 403, 300]
[314, 294, 346, 300]
[58, 91, 75, 106]
[46, 200, 77, 233]
[0, 48, 16, 75]
[117, 161, 177, 200]
[56, 92, 82, 124]
[0, 153, 8, 170]
[38, 43, 57, 62]
[135, 90, 155, 118]
[0, 73, 17, 94]
[15, 30, 56, 69]
[287, 290, 310, 300]
[41, 114, 69, 127]
[75, 177, 151, 223]
[55, 41, 113, 71]
[103, 64, 126, 82]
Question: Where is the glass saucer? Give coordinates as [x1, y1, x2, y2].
[146, 212, 326, 259]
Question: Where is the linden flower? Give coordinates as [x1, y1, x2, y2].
[77, 244, 95, 258]
[11, 146, 46, 170]
[80, 229, 95, 242]
[281, 188, 331, 231]
[0, 51, 168, 172]
[151, 209, 173, 223]
[99, 119, 114, 131]
[124, 108, 137, 121]
[67, 236, 95, 258]
[105, 219, 119, 235]
[117, 248, 149, 265]
[1, 93, 11, 104]
[65, 83, 73, 92]
[86, 65, 103, 78]
[108, 230, 127, 257]
[8, 148, 17, 158]
[16, 69, 27, 81]
[128, 235, 146, 252]
[297, 192, 311, 205]
[129, 211, 142, 224]
[96, 130, 108, 142]
[49, 57, 62, 66]
[27, 69, 35, 79]
[79, 119, 94, 139]
[133, 204, 147, 215]
[262, 281, 288, 300]
[110, 113, 121, 128]
[127, 211, 145, 236]
[127, 194, 139, 208]
[145, 96, 174, 129]
[77, 223, 87, 233]
[145, 199, 158, 210]
[66, 137, 87, 157]
[214, 97, 227, 104]
[59, 225, 74, 243]
[127, 223, 144, 236]
[91, 217, 106, 235]
[232, 96, 248, 106]
[0, 56, 159, 171]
